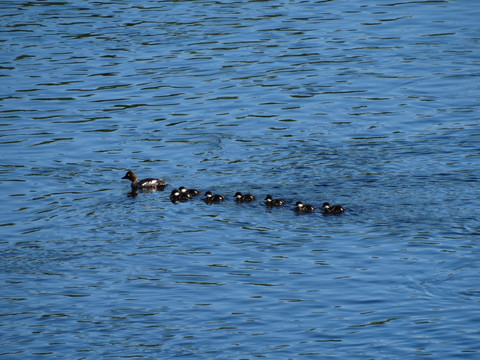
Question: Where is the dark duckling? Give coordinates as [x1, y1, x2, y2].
[170, 188, 191, 203]
[322, 202, 345, 215]
[265, 194, 285, 207]
[294, 201, 315, 213]
[179, 186, 202, 197]
[235, 192, 257, 203]
[204, 191, 225, 204]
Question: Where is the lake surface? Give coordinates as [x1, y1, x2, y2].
[1, 0, 479, 358]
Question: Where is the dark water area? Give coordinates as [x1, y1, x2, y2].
[1, 0, 479, 358]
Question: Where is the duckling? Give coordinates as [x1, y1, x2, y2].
[204, 191, 225, 204]
[294, 201, 315, 213]
[235, 191, 257, 203]
[170, 188, 191, 203]
[265, 194, 285, 207]
[179, 186, 202, 197]
[322, 202, 345, 215]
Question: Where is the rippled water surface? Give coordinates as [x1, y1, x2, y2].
[1, 0, 480, 358]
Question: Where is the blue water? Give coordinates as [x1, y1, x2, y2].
[1, 0, 480, 358]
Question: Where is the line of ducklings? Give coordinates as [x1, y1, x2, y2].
[122, 170, 345, 215]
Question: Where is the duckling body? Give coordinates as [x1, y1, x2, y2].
[204, 191, 225, 204]
[265, 194, 285, 207]
[170, 189, 191, 203]
[179, 186, 202, 197]
[235, 192, 257, 203]
[294, 201, 315, 213]
[322, 202, 345, 214]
